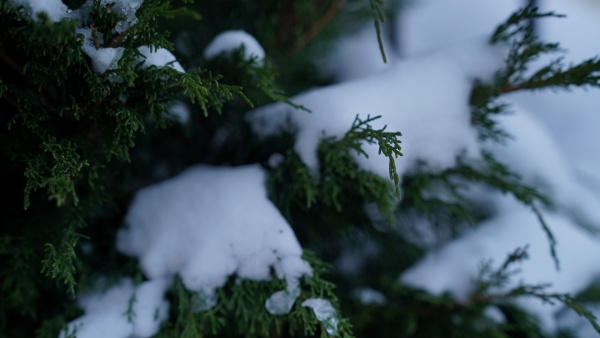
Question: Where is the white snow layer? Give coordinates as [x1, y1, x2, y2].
[401, 193, 600, 331]
[166, 101, 190, 123]
[247, 0, 600, 334]
[247, 39, 504, 180]
[351, 287, 387, 306]
[102, 0, 143, 33]
[63, 278, 171, 338]
[204, 30, 266, 62]
[508, 0, 600, 198]
[9, 0, 185, 75]
[396, 0, 522, 58]
[393, 0, 600, 334]
[137, 46, 185, 72]
[8, 0, 71, 21]
[77, 28, 125, 74]
[117, 165, 312, 310]
[319, 23, 396, 82]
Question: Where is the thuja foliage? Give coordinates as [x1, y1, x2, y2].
[154, 253, 353, 338]
[2, 0, 600, 338]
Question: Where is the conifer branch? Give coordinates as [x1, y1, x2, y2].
[108, 24, 135, 48]
[474, 246, 600, 334]
[369, 0, 387, 63]
[335, 114, 402, 194]
[40, 210, 88, 295]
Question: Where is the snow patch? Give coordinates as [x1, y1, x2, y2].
[9, 0, 71, 22]
[351, 287, 387, 305]
[166, 101, 190, 123]
[247, 40, 502, 180]
[117, 165, 312, 310]
[396, 0, 521, 57]
[137, 46, 185, 72]
[319, 23, 395, 82]
[102, 0, 143, 33]
[204, 30, 265, 63]
[400, 194, 600, 331]
[301, 298, 339, 335]
[77, 28, 125, 74]
[62, 278, 170, 338]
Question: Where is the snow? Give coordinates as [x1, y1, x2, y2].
[484, 106, 600, 227]
[204, 30, 266, 63]
[8, 0, 71, 22]
[319, 23, 395, 82]
[77, 28, 125, 74]
[8, 0, 184, 75]
[166, 101, 190, 123]
[507, 0, 600, 204]
[557, 303, 600, 337]
[401, 193, 600, 330]
[392, 1, 600, 334]
[483, 306, 505, 324]
[117, 164, 312, 311]
[137, 46, 185, 72]
[395, 0, 522, 58]
[351, 287, 387, 305]
[265, 287, 300, 315]
[10, 0, 597, 335]
[103, 0, 143, 33]
[247, 39, 504, 180]
[62, 278, 170, 338]
[301, 298, 339, 335]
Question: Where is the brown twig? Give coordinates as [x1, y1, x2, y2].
[109, 24, 135, 48]
[91, 26, 101, 49]
[275, 0, 298, 52]
[500, 80, 546, 93]
[291, 0, 346, 54]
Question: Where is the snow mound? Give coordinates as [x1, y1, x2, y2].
[77, 28, 125, 74]
[63, 278, 170, 338]
[400, 193, 600, 331]
[247, 40, 504, 180]
[117, 164, 312, 310]
[137, 46, 185, 72]
[319, 23, 395, 82]
[396, 0, 521, 57]
[102, 0, 143, 33]
[204, 30, 265, 62]
[8, 0, 71, 22]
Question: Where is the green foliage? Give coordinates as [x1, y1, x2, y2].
[156, 253, 354, 338]
[472, 4, 600, 142]
[0, 0, 252, 335]
[202, 46, 301, 110]
[398, 150, 557, 266]
[474, 247, 600, 335]
[329, 114, 402, 194]
[267, 115, 401, 230]
[368, 0, 388, 63]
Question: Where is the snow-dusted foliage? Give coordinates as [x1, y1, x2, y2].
[117, 165, 312, 310]
[4, 0, 600, 337]
[63, 278, 170, 338]
[248, 40, 503, 179]
[204, 30, 266, 62]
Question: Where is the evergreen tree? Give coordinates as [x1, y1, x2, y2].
[2, 0, 600, 337]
